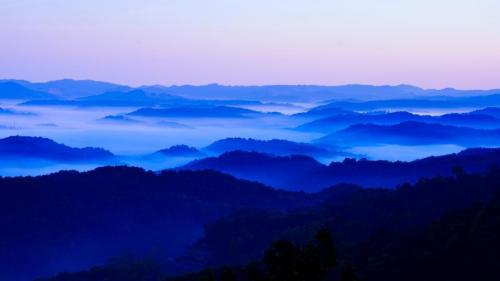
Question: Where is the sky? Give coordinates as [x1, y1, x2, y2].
[1, 0, 499, 89]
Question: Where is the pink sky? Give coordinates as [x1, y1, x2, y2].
[1, 0, 499, 89]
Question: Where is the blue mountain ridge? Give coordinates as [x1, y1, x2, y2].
[296, 111, 500, 132]
[179, 147, 500, 191]
[316, 121, 500, 146]
[0, 136, 114, 162]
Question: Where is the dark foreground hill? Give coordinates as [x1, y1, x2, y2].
[171, 168, 500, 279]
[353, 194, 500, 281]
[180, 151, 325, 191]
[180, 148, 500, 191]
[38, 168, 500, 281]
[0, 166, 319, 281]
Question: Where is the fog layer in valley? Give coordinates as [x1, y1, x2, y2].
[0, 99, 480, 176]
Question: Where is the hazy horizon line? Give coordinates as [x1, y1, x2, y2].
[3, 77, 500, 92]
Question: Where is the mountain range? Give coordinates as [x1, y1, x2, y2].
[3, 79, 500, 103]
[0, 82, 56, 100]
[316, 121, 500, 146]
[1, 79, 131, 99]
[127, 84, 500, 102]
[0, 107, 34, 116]
[156, 145, 205, 157]
[203, 138, 347, 158]
[0, 136, 114, 162]
[177, 168, 500, 280]
[126, 106, 280, 119]
[312, 94, 500, 111]
[180, 148, 500, 191]
[0, 166, 321, 281]
[296, 111, 500, 132]
[37, 167, 500, 281]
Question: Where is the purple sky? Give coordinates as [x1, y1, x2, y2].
[1, 0, 499, 89]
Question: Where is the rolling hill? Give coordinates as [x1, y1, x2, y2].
[297, 111, 500, 132]
[0, 166, 320, 281]
[0, 136, 114, 162]
[0, 82, 55, 100]
[316, 122, 500, 146]
[204, 138, 346, 158]
[127, 106, 278, 118]
[180, 148, 500, 191]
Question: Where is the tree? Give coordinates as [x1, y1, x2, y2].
[264, 229, 337, 281]
[199, 270, 216, 281]
[220, 268, 236, 281]
[265, 240, 301, 281]
[452, 165, 466, 178]
[340, 265, 358, 281]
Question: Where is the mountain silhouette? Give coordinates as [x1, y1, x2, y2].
[180, 151, 325, 191]
[0, 166, 320, 281]
[133, 84, 500, 102]
[308, 94, 500, 111]
[0, 82, 55, 100]
[5, 79, 500, 102]
[292, 107, 355, 118]
[297, 111, 500, 132]
[180, 148, 500, 191]
[156, 145, 205, 157]
[204, 138, 346, 158]
[0, 136, 114, 162]
[79, 89, 185, 106]
[0, 107, 34, 116]
[20, 89, 185, 107]
[317, 121, 500, 146]
[179, 168, 500, 278]
[1, 79, 132, 99]
[470, 107, 500, 118]
[99, 115, 143, 124]
[127, 106, 276, 118]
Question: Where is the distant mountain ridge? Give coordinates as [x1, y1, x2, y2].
[204, 137, 347, 158]
[317, 121, 500, 146]
[20, 89, 186, 107]
[311, 93, 500, 111]
[79, 89, 184, 105]
[297, 111, 500, 132]
[1, 79, 131, 99]
[127, 106, 279, 118]
[471, 107, 500, 118]
[137, 84, 500, 102]
[0, 107, 34, 116]
[99, 115, 142, 124]
[156, 145, 205, 157]
[0, 82, 56, 100]
[4, 79, 500, 102]
[0, 136, 114, 162]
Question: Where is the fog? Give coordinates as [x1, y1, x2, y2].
[0, 100, 485, 176]
[347, 144, 466, 162]
[0, 101, 321, 175]
[0, 103, 314, 154]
